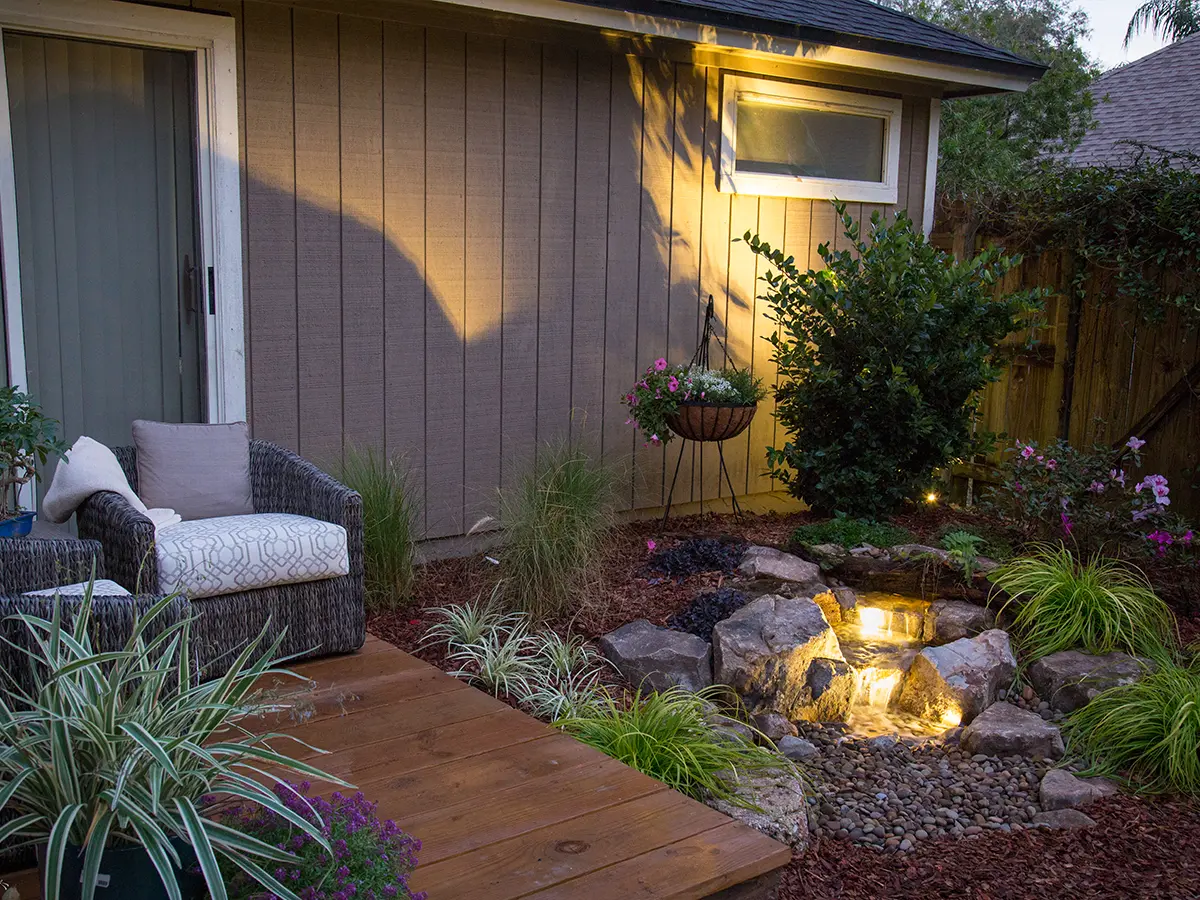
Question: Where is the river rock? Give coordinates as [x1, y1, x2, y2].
[810, 589, 844, 625]
[1031, 809, 1096, 830]
[922, 599, 996, 645]
[801, 542, 849, 570]
[777, 735, 819, 761]
[832, 586, 858, 616]
[738, 546, 824, 587]
[712, 595, 851, 720]
[598, 620, 712, 692]
[890, 544, 952, 563]
[1040, 769, 1119, 810]
[707, 770, 810, 851]
[897, 629, 1017, 725]
[753, 711, 798, 743]
[961, 702, 1064, 759]
[1028, 650, 1154, 713]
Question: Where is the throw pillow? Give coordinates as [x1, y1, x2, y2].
[133, 420, 254, 520]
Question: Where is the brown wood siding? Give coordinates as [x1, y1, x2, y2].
[157, 1, 939, 539]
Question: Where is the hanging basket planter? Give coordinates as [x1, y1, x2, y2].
[666, 401, 757, 443]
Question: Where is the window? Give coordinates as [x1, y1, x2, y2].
[720, 75, 903, 203]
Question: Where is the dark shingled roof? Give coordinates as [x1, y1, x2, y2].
[1062, 34, 1200, 167]
[577, 0, 1045, 79]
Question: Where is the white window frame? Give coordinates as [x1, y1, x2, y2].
[0, 0, 246, 427]
[720, 74, 904, 203]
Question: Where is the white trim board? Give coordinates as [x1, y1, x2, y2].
[0, 0, 246, 424]
[923, 97, 942, 236]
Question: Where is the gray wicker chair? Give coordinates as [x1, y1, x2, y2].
[77, 440, 366, 675]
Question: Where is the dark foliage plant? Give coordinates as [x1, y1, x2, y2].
[667, 588, 752, 641]
[646, 537, 747, 578]
[746, 204, 1040, 518]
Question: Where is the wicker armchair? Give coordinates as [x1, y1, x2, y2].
[77, 440, 366, 674]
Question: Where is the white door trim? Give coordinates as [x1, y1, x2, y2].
[0, 0, 246, 424]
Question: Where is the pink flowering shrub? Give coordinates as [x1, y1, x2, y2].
[987, 436, 1194, 558]
[622, 360, 764, 446]
[222, 781, 425, 900]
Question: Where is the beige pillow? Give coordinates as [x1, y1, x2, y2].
[132, 420, 255, 521]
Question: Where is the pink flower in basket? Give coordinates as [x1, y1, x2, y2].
[654, 357, 668, 372]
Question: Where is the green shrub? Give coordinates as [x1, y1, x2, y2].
[495, 442, 616, 621]
[790, 514, 913, 550]
[990, 544, 1176, 664]
[335, 445, 419, 612]
[1065, 657, 1200, 795]
[745, 203, 1039, 517]
[555, 687, 790, 804]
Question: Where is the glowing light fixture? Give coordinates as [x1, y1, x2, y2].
[925, 491, 939, 504]
[939, 707, 962, 729]
[856, 606, 889, 638]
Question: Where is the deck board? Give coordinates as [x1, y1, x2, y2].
[8, 636, 791, 899]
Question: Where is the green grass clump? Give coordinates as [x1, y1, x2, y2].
[335, 444, 419, 612]
[1065, 657, 1200, 795]
[555, 687, 790, 803]
[496, 442, 616, 621]
[790, 513, 914, 550]
[990, 544, 1176, 664]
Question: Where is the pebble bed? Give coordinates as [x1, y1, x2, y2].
[800, 721, 1079, 852]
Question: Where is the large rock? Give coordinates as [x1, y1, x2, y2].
[897, 629, 1016, 725]
[960, 702, 1064, 759]
[707, 770, 810, 851]
[713, 595, 852, 721]
[1031, 809, 1096, 830]
[922, 599, 996, 645]
[599, 620, 712, 692]
[1040, 769, 1119, 810]
[800, 543, 849, 571]
[810, 589, 844, 626]
[890, 544, 952, 564]
[738, 546, 824, 588]
[752, 712, 798, 743]
[1028, 650, 1154, 713]
[777, 735, 819, 761]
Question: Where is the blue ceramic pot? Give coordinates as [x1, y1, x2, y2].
[0, 510, 35, 537]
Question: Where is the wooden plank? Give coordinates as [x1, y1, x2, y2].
[724, 194, 759, 498]
[292, 8, 343, 463]
[747, 198, 784, 495]
[340, 14, 386, 450]
[242, 1, 298, 447]
[382, 22, 427, 533]
[464, 33, 505, 527]
[423, 28, 467, 538]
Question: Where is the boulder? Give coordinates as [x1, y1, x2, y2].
[889, 544, 952, 564]
[832, 586, 858, 617]
[810, 589, 844, 626]
[922, 599, 996, 645]
[1028, 650, 1154, 713]
[598, 620, 712, 692]
[712, 595, 851, 721]
[1040, 769, 1119, 810]
[897, 629, 1017, 725]
[777, 736, 819, 761]
[707, 770, 810, 851]
[752, 711, 798, 743]
[801, 542, 849, 570]
[738, 546, 824, 588]
[1031, 809, 1096, 830]
[960, 702, 1064, 759]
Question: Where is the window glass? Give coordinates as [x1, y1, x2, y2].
[735, 100, 886, 183]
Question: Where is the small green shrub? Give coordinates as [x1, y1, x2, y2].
[790, 514, 914, 550]
[496, 442, 616, 621]
[1065, 657, 1200, 795]
[335, 445, 419, 612]
[555, 687, 790, 804]
[941, 529, 986, 578]
[990, 544, 1176, 664]
[746, 203, 1040, 517]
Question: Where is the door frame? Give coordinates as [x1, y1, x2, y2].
[0, 0, 246, 426]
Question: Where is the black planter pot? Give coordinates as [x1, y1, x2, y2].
[38, 838, 204, 900]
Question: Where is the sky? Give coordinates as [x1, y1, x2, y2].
[1074, 0, 1170, 70]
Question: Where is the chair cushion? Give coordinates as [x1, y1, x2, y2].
[155, 513, 350, 600]
[133, 420, 255, 521]
[23, 579, 131, 597]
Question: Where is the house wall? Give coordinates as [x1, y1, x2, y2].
[146, 0, 938, 539]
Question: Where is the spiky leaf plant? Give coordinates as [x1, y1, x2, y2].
[0, 585, 347, 900]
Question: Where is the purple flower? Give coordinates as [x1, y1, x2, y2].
[667, 376, 680, 393]
[1111, 469, 1126, 487]
[1060, 512, 1073, 536]
[1019, 444, 1036, 459]
[1044, 458, 1057, 471]
[654, 357, 668, 372]
[646, 539, 657, 552]
[1126, 436, 1146, 451]
[1088, 481, 1106, 494]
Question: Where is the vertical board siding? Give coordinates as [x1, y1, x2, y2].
[222, 6, 936, 534]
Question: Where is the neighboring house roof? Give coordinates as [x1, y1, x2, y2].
[576, 0, 1047, 80]
[1063, 33, 1200, 167]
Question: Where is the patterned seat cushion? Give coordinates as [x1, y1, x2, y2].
[155, 513, 350, 600]
[24, 579, 131, 597]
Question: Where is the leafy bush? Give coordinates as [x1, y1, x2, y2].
[555, 687, 790, 803]
[746, 204, 1039, 517]
[335, 445, 419, 612]
[0, 385, 66, 514]
[623, 362, 765, 445]
[941, 530, 987, 578]
[667, 588, 752, 642]
[495, 442, 616, 621]
[789, 515, 914, 551]
[990, 544, 1176, 664]
[1065, 657, 1200, 795]
[223, 781, 425, 900]
[647, 537, 747, 578]
[985, 436, 1195, 559]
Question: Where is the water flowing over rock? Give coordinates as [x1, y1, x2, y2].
[598, 619, 712, 692]
[897, 629, 1017, 725]
[961, 702, 1064, 759]
[1028, 649, 1154, 713]
[922, 599, 996, 645]
[738, 546, 825, 588]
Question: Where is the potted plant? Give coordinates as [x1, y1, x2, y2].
[0, 584, 348, 900]
[0, 386, 66, 536]
[622, 359, 765, 445]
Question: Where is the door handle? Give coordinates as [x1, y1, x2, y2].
[182, 254, 197, 319]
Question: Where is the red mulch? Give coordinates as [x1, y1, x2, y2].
[783, 796, 1200, 900]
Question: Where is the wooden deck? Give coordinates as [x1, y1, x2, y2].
[8, 635, 790, 899]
